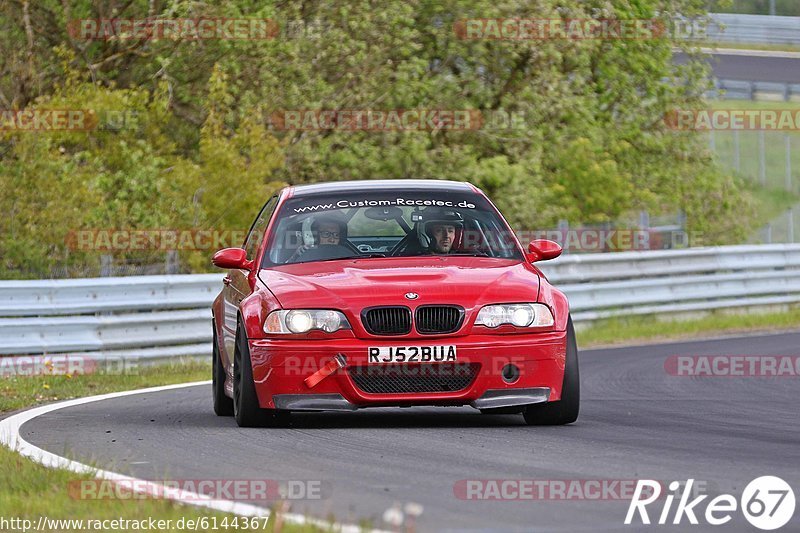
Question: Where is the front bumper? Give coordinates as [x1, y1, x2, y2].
[248, 331, 567, 410]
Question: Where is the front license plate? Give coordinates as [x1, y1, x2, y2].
[368, 345, 457, 364]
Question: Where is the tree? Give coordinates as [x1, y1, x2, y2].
[0, 0, 750, 277]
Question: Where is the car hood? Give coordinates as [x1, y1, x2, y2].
[258, 256, 540, 311]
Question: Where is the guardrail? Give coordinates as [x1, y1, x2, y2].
[540, 244, 800, 322]
[0, 275, 222, 362]
[706, 13, 800, 46]
[1, 244, 799, 360]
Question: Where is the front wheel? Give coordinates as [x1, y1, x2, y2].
[523, 317, 580, 425]
[232, 321, 290, 428]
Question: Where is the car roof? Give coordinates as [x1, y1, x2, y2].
[285, 179, 478, 198]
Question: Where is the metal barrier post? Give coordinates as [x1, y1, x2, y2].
[100, 255, 113, 277]
[787, 134, 793, 192]
[166, 251, 180, 274]
[557, 219, 569, 254]
[759, 131, 767, 185]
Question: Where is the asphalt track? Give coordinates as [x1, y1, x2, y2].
[707, 53, 800, 83]
[675, 51, 800, 84]
[20, 332, 800, 532]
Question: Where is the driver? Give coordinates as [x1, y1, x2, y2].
[288, 215, 347, 262]
[420, 209, 463, 254]
[429, 222, 457, 253]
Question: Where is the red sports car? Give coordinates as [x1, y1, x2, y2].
[211, 180, 578, 427]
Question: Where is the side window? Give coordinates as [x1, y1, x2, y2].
[244, 196, 278, 260]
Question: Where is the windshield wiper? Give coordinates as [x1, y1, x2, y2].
[315, 253, 387, 262]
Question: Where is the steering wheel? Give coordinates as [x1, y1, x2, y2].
[340, 238, 362, 255]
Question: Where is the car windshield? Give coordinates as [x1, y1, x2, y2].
[262, 189, 523, 266]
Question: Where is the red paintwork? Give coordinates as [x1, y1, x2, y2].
[527, 239, 563, 262]
[212, 248, 252, 270]
[250, 332, 567, 407]
[211, 182, 571, 409]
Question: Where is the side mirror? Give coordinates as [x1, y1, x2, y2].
[527, 239, 562, 262]
[212, 248, 253, 270]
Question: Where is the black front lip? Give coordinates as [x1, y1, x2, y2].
[272, 387, 551, 412]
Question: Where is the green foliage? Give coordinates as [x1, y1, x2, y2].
[0, 0, 750, 277]
[0, 57, 284, 276]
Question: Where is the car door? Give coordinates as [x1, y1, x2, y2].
[221, 196, 278, 365]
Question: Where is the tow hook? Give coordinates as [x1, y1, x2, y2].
[304, 353, 347, 389]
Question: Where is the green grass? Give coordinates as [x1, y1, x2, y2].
[0, 449, 314, 532]
[0, 360, 211, 413]
[704, 42, 800, 53]
[749, 187, 799, 223]
[577, 307, 800, 348]
[747, 186, 800, 242]
[0, 361, 324, 533]
[707, 100, 800, 194]
[709, 99, 800, 111]
[703, 100, 800, 240]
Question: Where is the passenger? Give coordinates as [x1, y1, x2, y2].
[315, 220, 342, 246]
[288, 216, 346, 262]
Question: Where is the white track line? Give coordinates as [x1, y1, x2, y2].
[0, 381, 388, 533]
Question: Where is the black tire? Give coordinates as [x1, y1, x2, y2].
[232, 321, 290, 428]
[523, 317, 580, 425]
[212, 323, 234, 416]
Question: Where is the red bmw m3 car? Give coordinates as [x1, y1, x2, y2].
[211, 180, 579, 427]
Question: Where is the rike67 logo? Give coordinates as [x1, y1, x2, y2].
[626, 477, 795, 530]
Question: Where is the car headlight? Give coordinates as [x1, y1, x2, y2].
[264, 309, 351, 334]
[475, 303, 554, 328]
